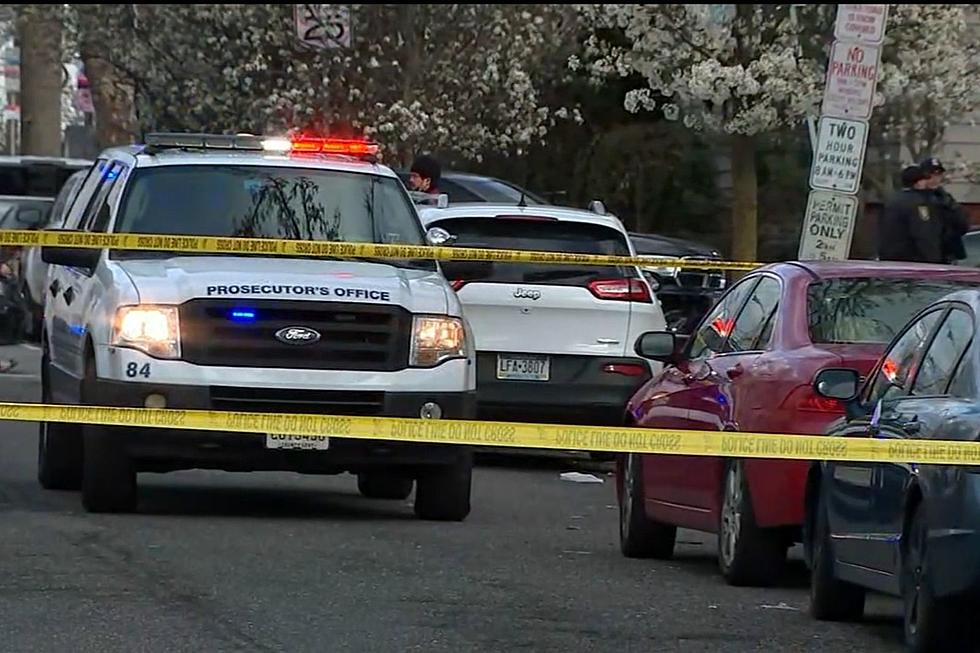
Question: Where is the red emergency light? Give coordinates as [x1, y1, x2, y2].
[283, 137, 380, 156]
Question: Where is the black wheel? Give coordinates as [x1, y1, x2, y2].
[81, 426, 137, 513]
[619, 453, 676, 559]
[37, 347, 83, 490]
[809, 482, 865, 621]
[718, 461, 787, 587]
[357, 473, 414, 500]
[414, 454, 472, 522]
[903, 505, 972, 652]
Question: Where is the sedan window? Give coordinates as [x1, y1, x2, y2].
[911, 309, 973, 396]
[688, 277, 758, 359]
[723, 276, 780, 353]
[866, 310, 943, 405]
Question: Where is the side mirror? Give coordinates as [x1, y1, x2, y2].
[425, 227, 457, 247]
[813, 368, 861, 402]
[41, 246, 101, 269]
[635, 331, 680, 363]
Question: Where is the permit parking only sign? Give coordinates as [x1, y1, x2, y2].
[809, 117, 868, 194]
[798, 191, 859, 261]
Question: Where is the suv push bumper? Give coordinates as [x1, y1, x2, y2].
[87, 377, 476, 473]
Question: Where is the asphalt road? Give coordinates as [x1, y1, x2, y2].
[0, 342, 908, 652]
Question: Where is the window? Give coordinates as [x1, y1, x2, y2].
[113, 165, 423, 247]
[865, 310, 943, 405]
[433, 217, 634, 286]
[44, 170, 86, 229]
[723, 276, 780, 353]
[81, 163, 124, 232]
[912, 309, 974, 396]
[688, 277, 759, 360]
[807, 277, 980, 344]
[62, 160, 106, 230]
[949, 351, 975, 399]
[437, 179, 482, 203]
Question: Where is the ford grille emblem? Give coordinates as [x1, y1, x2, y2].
[513, 288, 541, 300]
[275, 326, 321, 345]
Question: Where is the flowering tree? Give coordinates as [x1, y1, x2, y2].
[69, 4, 579, 165]
[576, 4, 980, 261]
[868, 4, 980, 193]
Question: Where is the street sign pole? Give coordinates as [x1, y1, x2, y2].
[799, 4, 888, 261]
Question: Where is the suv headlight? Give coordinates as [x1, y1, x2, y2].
[112, 305, 180, 359]
[410, 316, 466, 367]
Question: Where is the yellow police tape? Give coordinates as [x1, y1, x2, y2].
[5, 400, 980, 466]
[0, 229, 761, 272]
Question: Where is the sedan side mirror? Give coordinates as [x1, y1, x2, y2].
[813, 368, 861, 402]
[635, 331, 681, 363]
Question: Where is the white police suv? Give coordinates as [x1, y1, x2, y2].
[417, 202, 666, 439]
[38, 133, 478, 520]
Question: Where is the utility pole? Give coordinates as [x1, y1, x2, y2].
[18, 5, 63, 156]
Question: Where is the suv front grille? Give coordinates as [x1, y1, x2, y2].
[179, 299, 411, 371]
[210, 386, 385, 416]
[676, 257, 725, 290]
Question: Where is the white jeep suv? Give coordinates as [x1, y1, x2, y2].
[418, 202, 666, 436]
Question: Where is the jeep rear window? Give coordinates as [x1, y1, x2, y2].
[113, 165, 425, 246]
[431, 217, 634, 285]
[807, 277, 980, 344]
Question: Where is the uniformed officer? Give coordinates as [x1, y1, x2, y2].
[878, 165, 945, 263]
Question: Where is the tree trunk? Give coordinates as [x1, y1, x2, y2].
[79, 51, 137, 150]
[730, 134, 758, 262]
[19, 6, 63, 156]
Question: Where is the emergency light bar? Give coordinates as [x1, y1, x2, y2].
[141, 133, 380, 159]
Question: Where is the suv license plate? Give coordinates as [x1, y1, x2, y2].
[265, 434, 330, 450]
[496, 355, 550, 381]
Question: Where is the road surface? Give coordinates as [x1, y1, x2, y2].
[0, 343, 907, 652]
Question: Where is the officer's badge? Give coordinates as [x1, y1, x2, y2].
[918, 205, 930, 221]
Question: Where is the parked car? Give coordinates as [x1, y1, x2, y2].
[395, 169, 548, 205]
[0, 156, 91, 341]
[20, 168, 89, 339]
[958, 228, 980, 268]
[619, 261, 980, 587]
[804, 288, 980, 651]
[417, 203, 666, 442]
[629, 231, 727, 334]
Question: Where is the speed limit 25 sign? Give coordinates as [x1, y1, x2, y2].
[294, 4, 352, 50]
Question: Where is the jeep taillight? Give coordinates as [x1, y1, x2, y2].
[587, 278, 652, 303]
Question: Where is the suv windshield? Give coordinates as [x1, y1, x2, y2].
[432, 216, 633, 285]
[808, 277, 980, 344]
[115, 165, 425, 245]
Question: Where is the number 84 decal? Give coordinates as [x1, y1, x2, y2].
[126, 362, 151, 378]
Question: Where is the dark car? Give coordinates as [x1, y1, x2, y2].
[804, 288, 980, 651]
[395, 169, 548, 205]
[629, 231, 727, 334]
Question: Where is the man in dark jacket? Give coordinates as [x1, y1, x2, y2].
[919, 157, 969, 263]
[878, 165, 945, 263]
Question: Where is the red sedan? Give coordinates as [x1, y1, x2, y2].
[618, 261, 980, 586]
